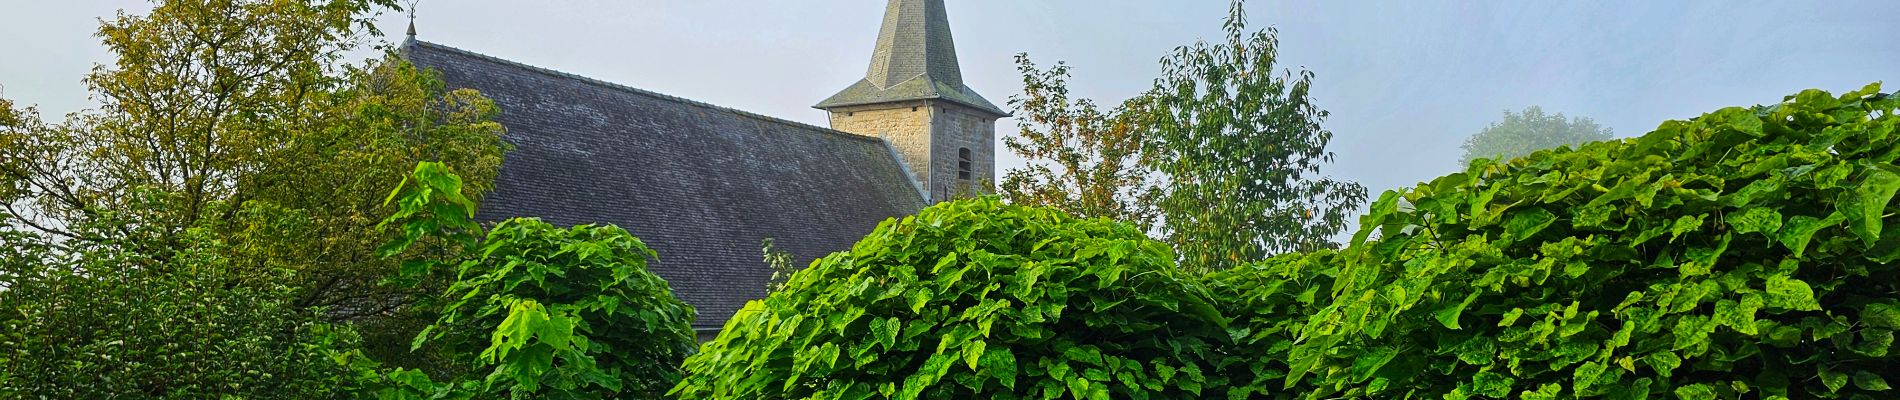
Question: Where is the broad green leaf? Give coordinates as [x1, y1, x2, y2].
[1506, 208, 1559, 240]
[1673, 384, 1716, 400]
[1842, 165, 1900, 246]
[1764, 276, 1822, 311]
[1855, 371, 1892, 391]
[1727, 207, 1783, 236]
[1779, 213, 1844, 257]
[1435, 292, 1482, 330]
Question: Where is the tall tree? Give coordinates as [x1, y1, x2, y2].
[1137, 1, 1365, 271]
[1458, 105, 1614, 166]
[1006, 0, 1364, 273]
[0, 0, 506, 321]
[1000, 55, 1162, 230]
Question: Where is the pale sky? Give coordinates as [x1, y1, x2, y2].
[3, 1, 1896, 200]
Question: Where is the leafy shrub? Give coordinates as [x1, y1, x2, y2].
[0, 227, 358, 399]
[1202, 250, 1338, 398]
[1270, 84, 1899, 398]
[375, 162, 698, 398]
[673, 197, 1234, 399]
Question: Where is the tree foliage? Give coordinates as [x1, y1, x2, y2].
[674, 197, 1239, 399]
[1002, 0, 1364, 273]
[1459, 106, 1615, 167]
[1136, 1, 1366, 270]
[366, 162, 699, 399]
[1001, 56, 1161, 230]
[0, 211, 359, 399]
[0, 0, 506, 324]
[1259, 84, 1900, 399]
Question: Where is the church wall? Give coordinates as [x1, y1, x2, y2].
[826, 101, 937, 191]
[928, 102, 996, 200]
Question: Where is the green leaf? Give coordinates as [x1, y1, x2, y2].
[872, 317, 900, 349]
[1864, 303, 1900, 330]
[1855, 371, 1892, 391]
[1779, 213, 1844, 257]
[980, 347, 1018, 389]
[1644, 352, 1682, 378]
[1764, 275, 1823, 311]
[1713, 294, 1764, 335]
[1506, 208, 1558, 240]
[1436, 292, 1481, 329]
[963, 340, 987, 371]
[1727, 207, 1783, 236]
[907, 289, 933, 314]
[1842, 165, 1900, 246]
[1573, 361, 1607, 391]
[1673, 383, 1716, 400]
[1351, 347, 1398, 383]
[1821, 367, 1850, 393]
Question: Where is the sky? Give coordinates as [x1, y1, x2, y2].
[2, 1, 1897, 201]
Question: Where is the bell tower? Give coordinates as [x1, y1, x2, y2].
[816, 0, 1008, 202]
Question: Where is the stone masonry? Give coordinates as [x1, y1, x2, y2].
[815, 0, 1008, 203]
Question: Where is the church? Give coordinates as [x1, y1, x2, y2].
[401, 0, 1006, 339]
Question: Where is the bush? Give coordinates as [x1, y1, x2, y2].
[0, 228, 358, 399]
[1265, 84, 1899, 398]
[375, 162, 699, 398]
[673, 197, 1235, 399]
[1202, 250, 1338, 398]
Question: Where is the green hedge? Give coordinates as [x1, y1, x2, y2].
[1273, 84, 1899, 399]
[675, 84, 1898, 400]
[673, 197, 1237, 399]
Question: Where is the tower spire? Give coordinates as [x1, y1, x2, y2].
[404, 1, 418, 39]
[814, 0, 1006, 118]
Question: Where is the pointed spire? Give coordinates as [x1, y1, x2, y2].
[404, 1, 418, 40]
[865, 0, 962, 89]
[816, 0, 1006, 117]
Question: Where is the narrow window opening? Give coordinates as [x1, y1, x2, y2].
[846, 111, 855, 117]
[912, 106, 919, 112]
[957, 148, 974, 180]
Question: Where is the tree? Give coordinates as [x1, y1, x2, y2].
[1458, 105, 1614, 166]
[1133, 0, 1366, 271]
[1000, 56, 1162, 230]
[1002, 0, 1364, 273]
[0, 0, 506, 324]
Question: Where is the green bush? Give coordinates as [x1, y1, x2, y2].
[0, 227, 358, 399]
[1202, 250, 1339, 398]
[673, 197, 1235, 399]
[1263, 84, 1899, 399]
[371, 162, 699, 399]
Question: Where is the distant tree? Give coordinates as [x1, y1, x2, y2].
[0, 0, 505, 323]
[1000, 55, 1162, 230]
[0, 0, 509, 384]
[1458, 105, 1614, 166]
[1003, 0, 1364, 274]
[1134, 0, 1366, 272]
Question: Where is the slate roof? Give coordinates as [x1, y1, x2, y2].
[404, 40, 927, 330]
[815, 0, 1008, 117]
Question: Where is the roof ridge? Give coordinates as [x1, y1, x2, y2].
[407, 40, 884, 144]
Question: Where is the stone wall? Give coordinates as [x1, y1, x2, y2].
[827, 101, 935, 191]
[827, 100, 997, 202]
[929, 102, 996, 200]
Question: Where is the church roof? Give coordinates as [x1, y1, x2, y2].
[404, 40, 928, 330]
[814, 0, 1008, 117]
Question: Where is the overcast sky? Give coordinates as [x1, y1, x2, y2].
[3, 1, 1896, 199]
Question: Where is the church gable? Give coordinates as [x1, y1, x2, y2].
[403, 40, 927, 331]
